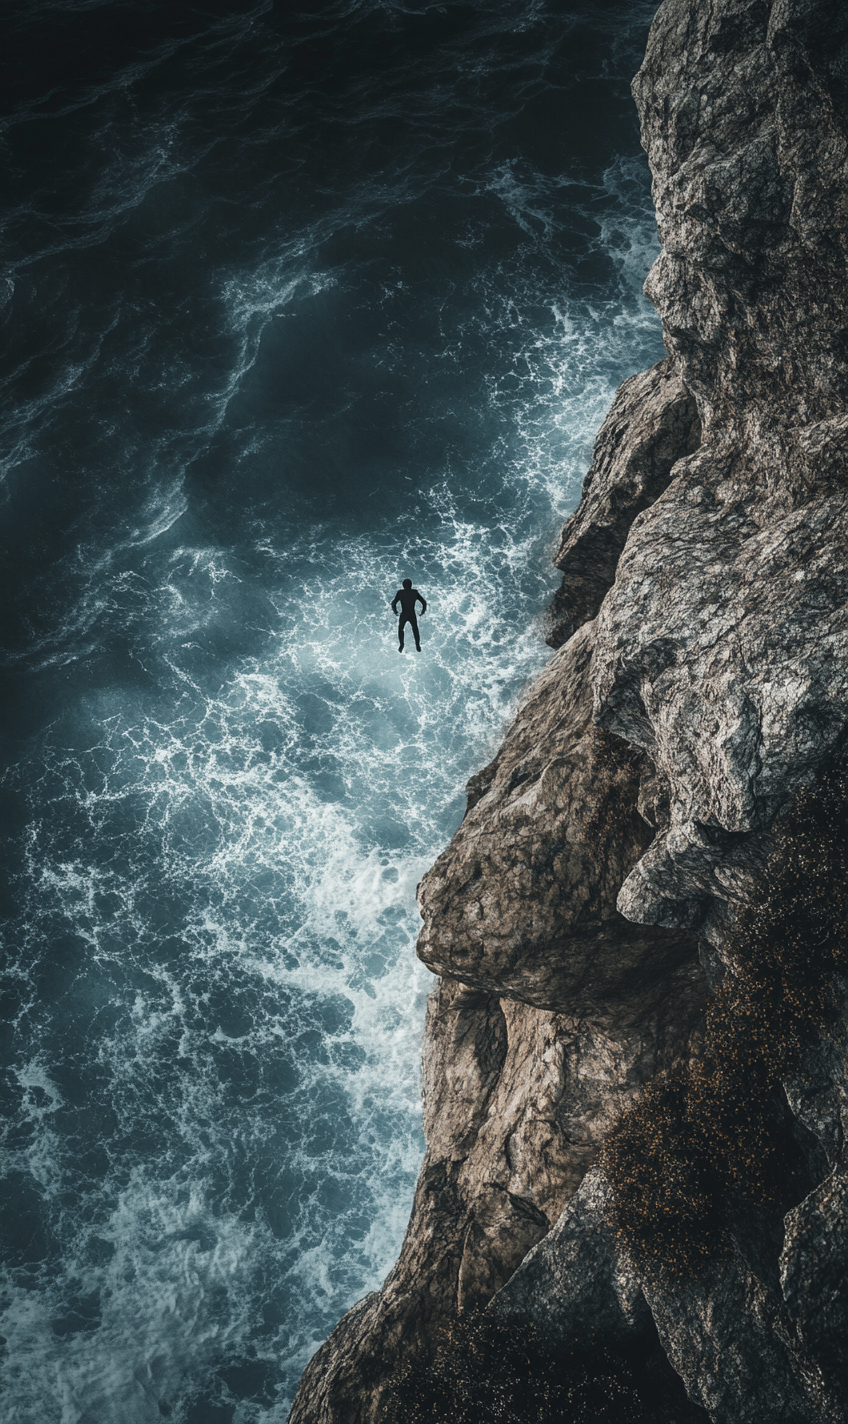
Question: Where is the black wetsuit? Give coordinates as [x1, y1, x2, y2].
[391, 587, 427, 650]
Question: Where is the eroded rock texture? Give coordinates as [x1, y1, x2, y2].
[545, 357, 701, 650]
[290, 977, 704, 1423]
[417, 622, 704, 1025]
[495, 1162, 846, 1424]
[289, 1, 848, 1420]
[604, 0, 848, 932]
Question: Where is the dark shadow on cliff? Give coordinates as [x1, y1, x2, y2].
[387, 1311, 708, 1424]
[601, 762, 848, 1277]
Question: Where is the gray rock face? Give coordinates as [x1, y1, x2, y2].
[635, 0, 848, 438]
[289, 978, 703, 1422]
[781, 1006, 848, 1407]
[289, 2, 848, 1421]
[417, 621, 706, 1027]
[546, 358, 700, 650]
[491, 1167, 649, 1344]
[781, 1159, 848, 1406]
[496, 1167, 845, 1424]
[596, 0, 848, 934]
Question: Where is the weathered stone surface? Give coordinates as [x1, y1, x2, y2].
[780, 1005, 848, 1404]
[290, 979, 703, 1422]
[451, 996, 703, 1313]
[491, 1167, 648, 1342]
[781, 1158, 848, 1404]
[497, 1167, 844, 1424]
[633, 0, 848, 438]
[417, 622, 705, 1026]
[546, 358, 700, 649]
[595, 440, 848, 933]
[784, 1016, 848, 1174]
[599, 0, 848, 932]
[640, 1252, 843, 1424]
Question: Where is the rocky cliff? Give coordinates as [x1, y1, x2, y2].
[289, 1, 848, 1420]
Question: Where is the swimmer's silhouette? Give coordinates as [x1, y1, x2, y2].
[391, 578, 427, 652]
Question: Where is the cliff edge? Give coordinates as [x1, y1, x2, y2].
[289, 2, 848, 1420]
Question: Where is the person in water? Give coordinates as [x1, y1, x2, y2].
[391, 578, 427, 652]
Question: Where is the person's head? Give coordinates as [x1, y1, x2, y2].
[402, 578, 412, 589]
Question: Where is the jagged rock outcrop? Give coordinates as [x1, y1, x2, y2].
[290, 977, 705, 1423]
[290, 1, 848, 1421]
[592, 0, 848, 943]
[417, 620, 705, 1025]
[495, 1162, 846, 1424]
[545, 358, 701, 650]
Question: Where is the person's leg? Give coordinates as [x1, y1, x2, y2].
[398, 614, 407, 650]
[410, 612, 420, 650]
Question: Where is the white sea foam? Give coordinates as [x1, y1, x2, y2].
[2, 4, 666, 1417]
[4, 338, 663, 1422]
[3, 489, 559, 1418]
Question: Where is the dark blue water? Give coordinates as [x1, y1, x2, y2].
[0, 2, 664, 1418]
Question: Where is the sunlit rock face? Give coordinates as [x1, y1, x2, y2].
[289, 2, 848, 1420]
[594, 0, 848, 940]
[417, 620, 706, 1025]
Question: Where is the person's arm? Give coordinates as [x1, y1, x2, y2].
[391, 592, 400, 613]
[417, 593, 427, 614]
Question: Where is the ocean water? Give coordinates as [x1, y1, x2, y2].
[0, 2, 664, 1419]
